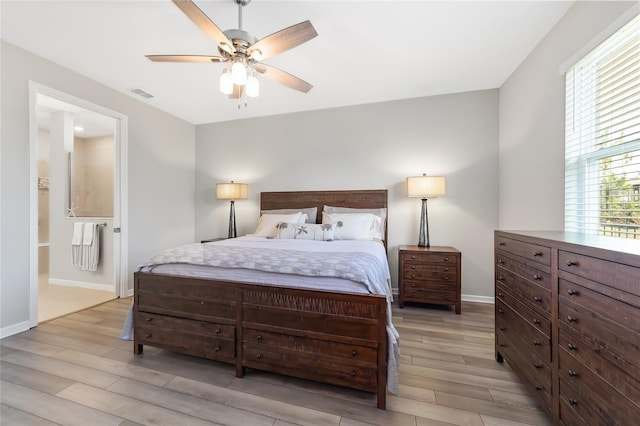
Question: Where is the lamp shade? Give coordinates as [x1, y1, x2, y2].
[216, 182, 248, 200]
[407, 175, 446, 198]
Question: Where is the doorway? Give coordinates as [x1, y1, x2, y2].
[29, 82, 129, 326]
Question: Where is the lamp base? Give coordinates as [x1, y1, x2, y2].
[228, 200, 237, 238]
[417, 198, 430, 247]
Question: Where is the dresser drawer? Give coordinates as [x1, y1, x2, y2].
[496, 330, 552, 412]
[137, 323, 235, 362]
[496, 299, 551, 363]
[559, 395, 589, 426]
[400, 252, 458, 264]
[496, 283, 551, 337]
[243, 343, 377, 391]
[559, 283, 640, 384]
[495, 236, 551, 267]
[496, 268, 551, 314]
[495, 253, 551, 290]
[559, 346, 640, 425]
[402, 263, 457, 282]
[243, 329, 377, 365]
[559, 250, 640, 297]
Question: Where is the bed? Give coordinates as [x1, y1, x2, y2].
[132, 189, 397, 409]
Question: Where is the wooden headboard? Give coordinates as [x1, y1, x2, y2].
[260, 189, 388, 244]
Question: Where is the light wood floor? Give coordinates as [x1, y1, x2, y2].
[0, 298, 551, 426]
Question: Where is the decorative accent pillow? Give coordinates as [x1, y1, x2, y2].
[253, 212, 303, 238]
[321, 212, 379, 240]
[261, 207, 318, 224]
[275, 222, 334, 241]
[323, 206, 387, 240]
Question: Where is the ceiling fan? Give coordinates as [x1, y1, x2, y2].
[146, 0, 318, 100]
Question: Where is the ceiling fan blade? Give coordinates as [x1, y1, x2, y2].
[229, 84, 244, 99]
[254, 63, 313, 93]
[172, 0, 235, 54]
[146, 55, 224, 63]
[249, 21, 317, 61]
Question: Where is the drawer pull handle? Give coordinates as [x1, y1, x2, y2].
[145, 317, 153, 322]
[535, 385, 543, 391]
[498, 292, 504, 298]
[411, 255, 416, 259]
[498, 259, 505, 265]
[411, 275, 416, 279]
[567, 316, 577, 323]
[351, 371, 357, 377]
[533, 251, 542, 257]
[568, 343, 577, 351]
[534, 363, 543, 369]
[567, 289, 579, 296]
[444, 267, 449, 272]
[533, 296, 542, 302]
[444, 276, 449, 281]
[566, 260, 577, 267]
[352, 350, 357, 357]
[215, 328, 221, 334]
[569, 398, 577, 406]
[498, 308, 504, 314]
[499, 343, 506, 347]
[533, 340, 541, 346]
[145, 333, 152, 338]
[200, 301, 204, 305]
[256, 335, 263, 341]
[256, 353, 262, 359]
[498, 241, 505, 246]
[568, 370, 577, 377]
[214, 346, 221, 352]
[533, 274, 541, 281]
[533, 318, 540, 324]
[444, 257, 449, 261]
[498, 275, 505, 281]
[499, 326, 506, 331]
[444, 295, 449, 300]
[411, 265, 416, 270]
[411, 284, 417, 288]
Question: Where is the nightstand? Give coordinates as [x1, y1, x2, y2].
[201, 237, 227, 243]
[398, 245, 461, 314]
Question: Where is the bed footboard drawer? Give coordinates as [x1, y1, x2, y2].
[243, 329, 377, 364]
[243, 342, 377, 391]
[136, 312, 235, 339]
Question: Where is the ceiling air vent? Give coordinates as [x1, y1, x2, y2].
[130, 88, 154, 99]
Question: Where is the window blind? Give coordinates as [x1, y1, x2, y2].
[565, 14, 640, 239]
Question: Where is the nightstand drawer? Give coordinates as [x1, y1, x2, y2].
[401, 252, 457, 264]
[403, 264, 456, 281]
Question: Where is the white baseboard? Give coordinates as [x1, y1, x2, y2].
[49, 278, 115, 293]
[391, 289, 495, 305]
[462, 294, 495, 304]
[0, 320, 31, 339]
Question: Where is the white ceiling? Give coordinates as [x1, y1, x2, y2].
[2, 0, 574, 125]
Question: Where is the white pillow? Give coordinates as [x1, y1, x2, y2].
[254, 212, 303, 237]
[323, 206, 387, 240]
[261, 207, 317, 223]
[275, 222, 335, 241]
[322, 212, 379, 240]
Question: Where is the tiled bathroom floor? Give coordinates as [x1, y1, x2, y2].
[38, 274, 115, 322]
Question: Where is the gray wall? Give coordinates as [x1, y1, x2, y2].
[0, 41, 196, 336]
[498, 1, 638, 229]
[195, 90, 500, 300]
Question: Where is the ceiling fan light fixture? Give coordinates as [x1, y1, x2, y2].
[246, 74, 259, 98]
[231, 60, 247, 85]
[219, 69, 233, 94]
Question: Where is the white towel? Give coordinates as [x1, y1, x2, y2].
[72, 222, 84, 245]
[81, 223, 100, 271]
[72, 222, 84, 267]
[82, 222, 94, 245]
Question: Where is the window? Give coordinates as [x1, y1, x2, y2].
[565, 14, 640, 239]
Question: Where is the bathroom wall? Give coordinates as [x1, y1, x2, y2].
[71, 135, 114, 217]
[37, 128, 50, 274]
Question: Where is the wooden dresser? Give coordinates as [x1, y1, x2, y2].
[398, 245, 461, 314]
[494, 231, 640, 425]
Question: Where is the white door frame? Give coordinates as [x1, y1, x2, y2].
[28, 81, 129, 327]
